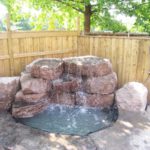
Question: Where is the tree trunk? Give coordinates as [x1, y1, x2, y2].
[84, 5, 91, 33]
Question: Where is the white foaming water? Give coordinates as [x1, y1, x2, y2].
[77, 91, 87, 105]
[59, 105, 66, 113]
[79, 107, 88, 114]
[72, 119, 77, 128]
[94, 115, 99, 121]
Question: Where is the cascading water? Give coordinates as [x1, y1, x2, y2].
[13, 56, 118, 136]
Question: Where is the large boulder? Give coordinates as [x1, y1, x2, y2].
[115, 82, 148, 112]
[76, 92, 114, 108]
[15, 90, 48, 103]
[20, 73, 51, 94]
[83, 72, 117, 94]
[26, 58, 64, 80]
[50, 92, 75, 106]
[12, 100, 49, 118]
[63, 56, 112, 77]
[0, 77, 20, 111]
[52, 74, 82, 93]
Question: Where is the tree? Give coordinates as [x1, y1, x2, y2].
[1, 0, 149, 33]
[30, 0, 129, 33]
[50, 0, 150, 33]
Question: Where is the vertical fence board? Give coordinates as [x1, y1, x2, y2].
[142, 40, 148, 82]
[117, 39, 124, 87]
[111, 38, 117, 72]
[77, 36, 150, 87]
[0, 31, 150, 87]
[129, 39, 139, 81]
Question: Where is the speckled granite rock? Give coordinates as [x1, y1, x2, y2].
[76, 91, 114, 108]
[15, 90, 48, 103]
[116, 82, 147, 112]
[83, 72, 117, 94]
[50, 92, 75, 106]
[0, 77, 20, 111]
[26, 58, 64, 80]
[12, 100, 49, 118]
[63, 56, 112, 77]
[52, 74, 82, 93]
[21, 73, 51, 94]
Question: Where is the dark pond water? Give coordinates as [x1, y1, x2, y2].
[16, 104, 118, 136]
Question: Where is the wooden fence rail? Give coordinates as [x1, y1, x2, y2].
[0, 31, 150, 87]
[78, 35, 150, 87]
[0, 31, 78, 76]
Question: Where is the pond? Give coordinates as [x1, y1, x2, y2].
[16, 104, 118, 136]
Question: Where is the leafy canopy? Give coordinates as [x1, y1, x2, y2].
[0, 0, 150, 33]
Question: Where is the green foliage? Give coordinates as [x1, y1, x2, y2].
[0, 0, 15, 11]
[93, 17, 127, 32]
[91, 7, 127, 32]
[28, 0, 127, 31]
[133, 2, 150, 33]
[0, 0, 149, 33]
[114, 0, 150, 33]
[13, 18, 32, 30]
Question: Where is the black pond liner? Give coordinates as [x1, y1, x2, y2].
[15, 104, 118, 136]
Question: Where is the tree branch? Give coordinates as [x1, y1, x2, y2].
[54, 0, 84, 13]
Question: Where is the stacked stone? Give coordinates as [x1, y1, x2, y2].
[64, 56, 117, 108]
[12, 58, 64, 118]
[12, 56, 117, 118]
[51, 74, 81, 105]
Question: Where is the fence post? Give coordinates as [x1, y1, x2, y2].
[6, 13, 14, 76]
[77, 17, 80, 35]
[76, 17, 80, 56]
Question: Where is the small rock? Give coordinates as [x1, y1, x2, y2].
[0, 77, 20, 111]
[21, 73, 51, 94]
[83, 72, 117, 94]
[115, 82, 147, 112]
[26, 58, 64, 80]
[76, 91, 114, 108]
[50, 92, 75, 106]
[63, 56, 112, 77]
[15, 90, 48, 103]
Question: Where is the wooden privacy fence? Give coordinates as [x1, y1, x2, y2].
[0, 31, 150, 87]
[78, 36, 150, 87]
[0, 31, 78, 76]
